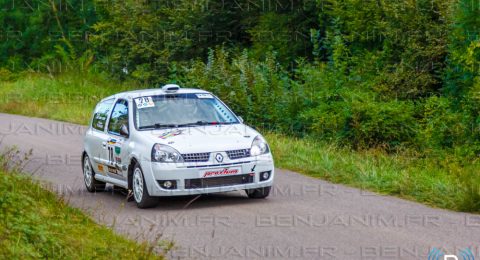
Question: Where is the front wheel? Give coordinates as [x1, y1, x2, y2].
[132, 163, 158, 208]
[83, 155, 105, 192]
[245, 186, 271, 199]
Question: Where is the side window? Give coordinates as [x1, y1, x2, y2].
[92, 99, 114, 131]
[108, 99, 129, 135]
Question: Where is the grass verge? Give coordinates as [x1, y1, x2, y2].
[1, 72, 479, 213]
[0, 169, 166, 259]
[0, 72, 136, 124]
[267, 133, 480, 212]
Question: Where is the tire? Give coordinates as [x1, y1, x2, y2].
[245, 186, 271, 199]
[132, 163, 158, 208]
[83, 155, 106, 192]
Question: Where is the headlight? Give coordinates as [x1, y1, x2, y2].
[151, 144, 184, 163]
[250, 135, 269, 156]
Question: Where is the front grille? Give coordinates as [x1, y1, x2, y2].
[226, 149, 250, 160]
[185, 174, 254, 189]
[182, 152, 210, 162]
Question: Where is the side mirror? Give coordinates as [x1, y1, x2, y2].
[120, 124, 129, 137]
[238, 116, 244, 124]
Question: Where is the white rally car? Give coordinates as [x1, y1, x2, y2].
[82, 84, 274, 208]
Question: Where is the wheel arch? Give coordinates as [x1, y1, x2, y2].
[127, 156, 139, 190]
[81, 151, 88, 168]
[82, 151, 97, 175]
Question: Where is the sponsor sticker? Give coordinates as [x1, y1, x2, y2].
[196, 93, 213, 99]
[114, 146, 121, 155]
[159, 129, 184, 139]
[202, 167, 240, 178]
[134, 97, 155, 109]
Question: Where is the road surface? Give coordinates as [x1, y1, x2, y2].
[0, 113, 479, 259]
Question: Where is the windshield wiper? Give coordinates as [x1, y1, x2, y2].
[139, 123, 178, 130]
[140, 121, 236, 130]
[177, 121, 236, 127]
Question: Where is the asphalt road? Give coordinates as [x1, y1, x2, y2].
[0, 113, 479, 260]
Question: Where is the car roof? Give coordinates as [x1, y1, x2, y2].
[100, 87, 211, 102]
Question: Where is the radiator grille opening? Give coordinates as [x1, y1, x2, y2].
[226, 149, 250, 160]
[182, 152, 210, 162]
[184, 174, 254, 189]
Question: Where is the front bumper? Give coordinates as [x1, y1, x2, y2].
[141, 154, 274, 196]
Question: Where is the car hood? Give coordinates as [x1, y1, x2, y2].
[143, 124, 259, 153]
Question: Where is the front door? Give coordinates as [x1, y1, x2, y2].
[104, 136, 128, 180]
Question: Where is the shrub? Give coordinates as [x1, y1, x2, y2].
[304, 94, 417, 149]
[0, 68, 17, 81]
[178, 48, 302, 132]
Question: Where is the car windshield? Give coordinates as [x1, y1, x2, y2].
[134, 93, 239, 130]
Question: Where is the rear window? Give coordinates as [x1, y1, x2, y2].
[92, 99, 114, 131]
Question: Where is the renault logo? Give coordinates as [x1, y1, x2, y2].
[215, 153, 224, 163]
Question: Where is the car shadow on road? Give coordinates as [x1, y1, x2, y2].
[104, 186, 269, 210]
[158, 193, 268, 210]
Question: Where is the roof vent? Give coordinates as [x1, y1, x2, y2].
[162, 84, 180, 93]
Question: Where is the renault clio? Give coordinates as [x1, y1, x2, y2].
[82, 84, 274, 208]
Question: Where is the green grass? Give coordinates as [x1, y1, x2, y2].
[1, 72, 479, 213]
[0, 72, 138, 124]
[267, 133, 480, 212]
[0, 169, 168, 259]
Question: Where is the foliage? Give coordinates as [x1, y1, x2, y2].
[248, 0, 318, 64]
[89, 0, 319, 83]
[178, 48, 305, 132]
[0, 0, 96, 71]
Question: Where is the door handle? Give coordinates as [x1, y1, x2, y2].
[102, 142, 107, 149]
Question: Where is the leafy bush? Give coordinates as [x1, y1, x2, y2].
[0, 68, 17, 81]
[0, 0, 96, 70]
[178, 48, 305, 132]
[302, 89, 417, 149]
[420, 96, 467, 148]
[344, 99, 417, 149]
